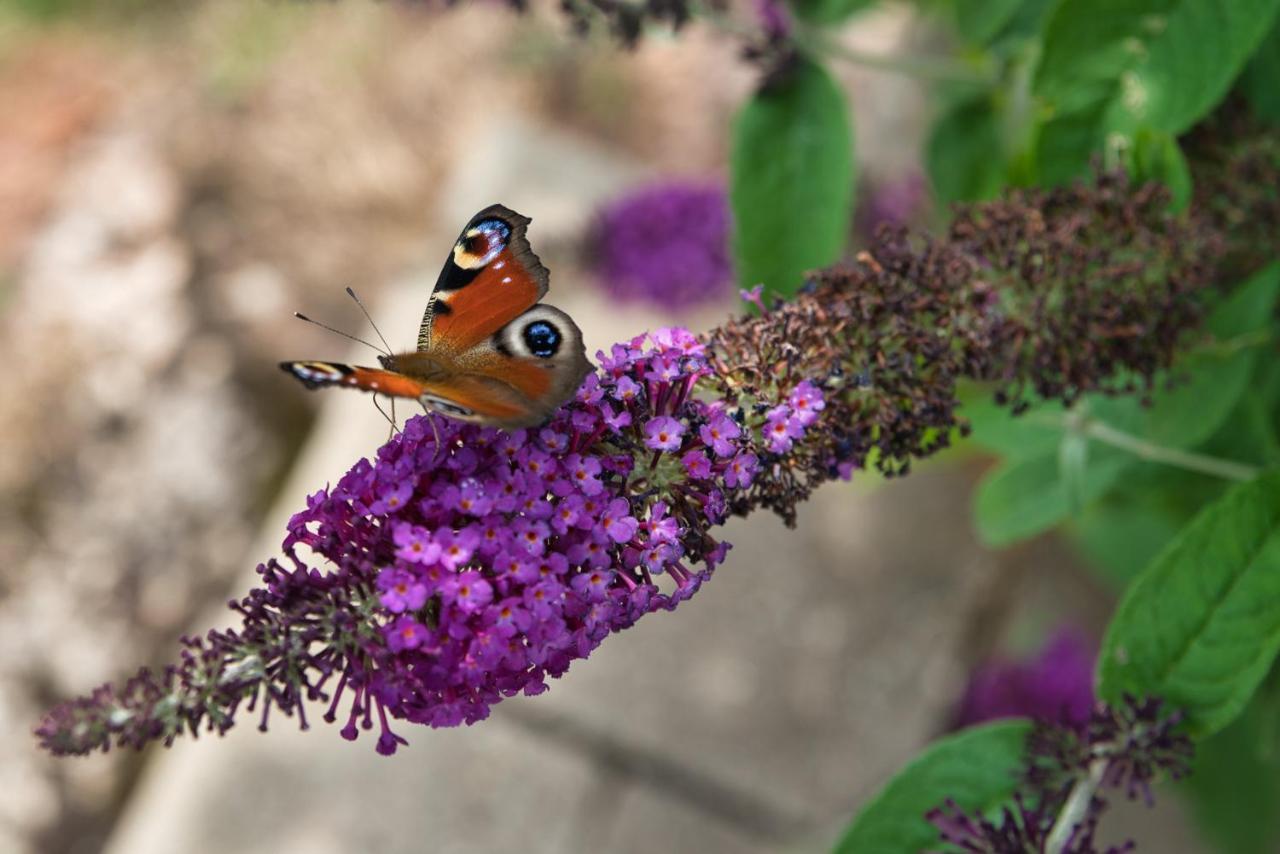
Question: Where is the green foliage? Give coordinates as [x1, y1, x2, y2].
[926, 94, 1006, 204]
[1239, 17, 1280, 124]
[789, 0, 875, 25]
[730, 56, 855, 298]
[1125, 126, 1192, 211]
[833, 3, 1280, 848]
[952, 0, 1025, 45]
[1181, 684, 1280, 854]
[974, 446, 1130, 546]
[968, 263, 1280, 548]
[1097, 471, 1280, 736]
[835, 721, 1031, 853]
[1033, 0, 1280, 181]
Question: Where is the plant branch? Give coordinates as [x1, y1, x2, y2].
[1044, 757, 1108, 854]
[1083, 419, 1261, 482]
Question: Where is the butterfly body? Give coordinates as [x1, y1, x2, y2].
[281, 205, 591, 429]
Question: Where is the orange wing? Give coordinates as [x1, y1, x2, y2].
[417, 205, 549, 354]
[280, 361, 431, 398]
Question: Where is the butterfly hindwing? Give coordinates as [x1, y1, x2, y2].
[417, 204, 549, 354]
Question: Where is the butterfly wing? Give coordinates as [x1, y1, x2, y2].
[417, 204, 549, 354]
[279, 359, 570, 426]
[283, 204, 590, 429]
[396, 304, 592, 429]
[280, 361, 432, 398]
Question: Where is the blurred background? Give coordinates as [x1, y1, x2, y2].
[0, 1, 1205, 852]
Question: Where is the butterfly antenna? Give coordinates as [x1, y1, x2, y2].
[346, 287, 393, 356]
[293, 311, 389, 356]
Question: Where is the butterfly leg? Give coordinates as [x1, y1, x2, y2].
[371, 394, 400, 441]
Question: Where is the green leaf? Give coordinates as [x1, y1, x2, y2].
[1239, 16, 1280, 124]
[835, 721, 1031, 854]
[1033, 0, 1280, 179]
[961, 392, 1064, 458]
[788, 0, 874, 25]
[1098, 471, 1280, 736]
[953, 0, 1024, 44]
[1127, 126, 1192, 211]
[1069, 495, 1186, 587]
[974, 447, 1131, 546]
[1181, 687, 1280, 854]
[730, 57, 854, 298]
[926, 94, 1007, 204]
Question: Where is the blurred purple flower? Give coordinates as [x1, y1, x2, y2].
[855, 173, 929, 243]
[951, 627, 1096, 731]
[592, 181, 733, 310]
[754, 0, 791, 39]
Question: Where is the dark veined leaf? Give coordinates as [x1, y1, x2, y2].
[1098, 471, 1280, 736]
[1033, 0, 1280, 180]
[835, 721, 1031, 854]
[730, 56, 854, 298]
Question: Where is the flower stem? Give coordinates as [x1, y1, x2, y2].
[1083, 419, 1261, 482]
[1045, 757, 1108, 854]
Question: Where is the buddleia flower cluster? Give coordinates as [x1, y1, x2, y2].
[37, 328, 824, 755]
[37, 168, 1233, 757]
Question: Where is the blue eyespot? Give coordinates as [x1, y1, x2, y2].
[522, 321, 560, 358]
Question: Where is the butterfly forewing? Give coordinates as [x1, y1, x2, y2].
[418, 204, 549, 354]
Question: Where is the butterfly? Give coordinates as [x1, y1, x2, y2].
[280, 204, 592, 429]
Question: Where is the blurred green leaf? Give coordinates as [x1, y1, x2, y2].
[974, 447, 1131, 546]
[1098, 471, 1280, 737]
[953, 0, 1024, 44]
[1033, 0, 1280, 180]
[789, 0, 874, 25]
[1069, 495, 1186, 587]
[961, 391, 1064, 458]
[1181, 686, 1280, 854]
[927, 94, 1007, 203]
[1127, 126, 1192, 211]
[1239, 16, 1280, 124]
[730, 56, 854, 298]
[835, 721, 1031, 853]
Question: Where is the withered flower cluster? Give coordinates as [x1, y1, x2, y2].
[704, 170, 1219, 523]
